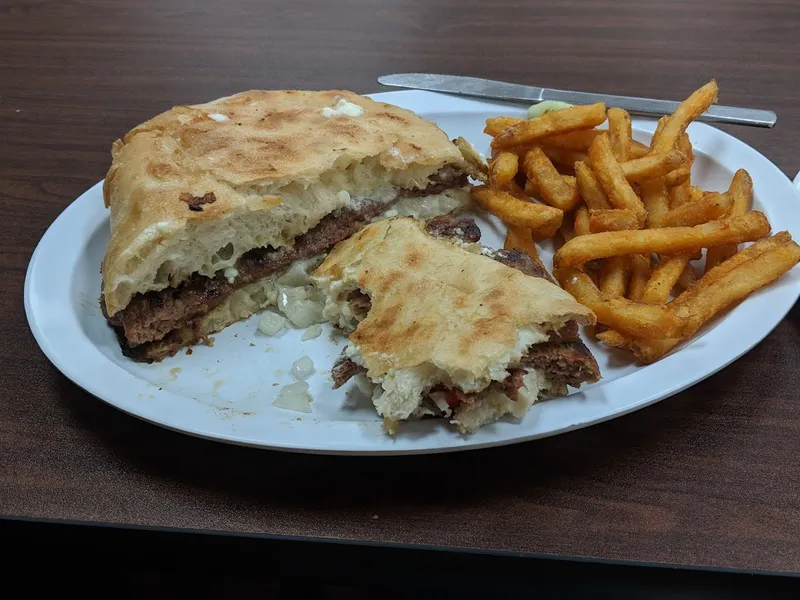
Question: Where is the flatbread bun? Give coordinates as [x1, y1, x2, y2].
[101, 90, 467, 316]
[312, 217, 596, 396]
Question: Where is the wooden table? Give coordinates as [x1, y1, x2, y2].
[2, 0, 799, 575]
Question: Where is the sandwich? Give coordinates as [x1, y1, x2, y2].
[100, 90, 483, 361]
[311, 216, 601, 434]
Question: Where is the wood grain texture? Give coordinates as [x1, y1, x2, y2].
[1, 0, 799, 573]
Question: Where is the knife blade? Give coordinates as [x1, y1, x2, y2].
[378, 73, 777, 128]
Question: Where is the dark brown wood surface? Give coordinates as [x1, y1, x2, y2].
[2, 0, 799, 573]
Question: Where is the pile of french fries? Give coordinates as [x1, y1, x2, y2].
[474, 80, 800, 364]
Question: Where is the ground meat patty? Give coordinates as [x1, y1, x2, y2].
[110, 168, 468, 349]
[425, 215, 481, 243]
[331, 353, 364, 389]
[491, 248, 552, 281]
[520, 340, 600, 388]
[347, 290, 372, 320]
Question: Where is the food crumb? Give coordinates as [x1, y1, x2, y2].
[186, 348, 193, 355]
[249, 343, 255, 347]
[371, 515, 379, 520]
[272, 383, 279, 387]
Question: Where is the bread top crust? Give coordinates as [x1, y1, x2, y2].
[101, 90, 465, 316]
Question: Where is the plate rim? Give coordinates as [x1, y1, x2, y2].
[24, 90, 800, 455]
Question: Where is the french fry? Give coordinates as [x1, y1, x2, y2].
[575, 162, 611, 210]
[559, 216, 575, 244]
[668, 179, 693, 208]
[705, 169, 754, 270]
[504, 225, 553, 281]
[608, 108, 632, 162]
[729, 168, 753, 215]
[588, 133, 647, 225]
[540, 129, 600, 151]
[493, 103, 607, 150]
[650, 80, 718, 155]
[622, 150, 686, 183]
[589, 209, 639, 232]
[629, 140, 650, 159]
[641, 254, 692, 303]
[599, 256, 630, 297]
[471, 186, 563, 237]
[574, 205, 591, 237]
[640, 178, 669, 228]
[676, 262, 697, 291]
[678, 133, 694, 166]
[660, 192, 733, 227]
[553, 212, 770, 268]
[649, 116, 669, 151]
[690, 186, 705, 202]
[489, 152, 519, 188]
[523, 147, 582, 211]
[664, 167, 692, 188]
[484, 116, 522, 137]
[540, 146, 591, 169]
[596, 329, 632, 350]
[630, 234, 800, 363]
[556, 267, 691, 339]
[628, 254, 652, 301]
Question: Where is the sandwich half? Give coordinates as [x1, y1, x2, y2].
[311, 216, 601, 434]
[100, 90, 481, 361]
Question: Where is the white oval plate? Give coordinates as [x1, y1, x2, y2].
[24, 90, 800, 455]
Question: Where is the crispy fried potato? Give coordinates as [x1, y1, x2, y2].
[608, 108, 632, 162]
[553, 212, 770, 268]
[489, 152, 519, 188]
[664, 167, 692, 188]
[588, 133, 647, 225]
[628, 254, 652, 301]
[484, 116, 522, 137]
[678, 132, 694, 165]
[705, 169, 754, 270]
[641, 254, 692, 303]
[649, 116, 669, 150]
[599, 256, 630, 298]
[504, 224, 538, 255]
[595, 329, 632, 350]
[556, 267, 691, 339]
[472, 186, 563, 237]
[504, 225, 553, 281]
[622, 150, 686, 183]
[660, 192, 733, 227]
[574, 205, 591, 237]
[640, 178, 669, 228]
[493, 103, 607, 149]
[540, 129, 600, 151]
[589, 209, 640, 232]
[453, 136, 489, 183]
[523, 147, 582, 211]
[676, 262, 697, 291]
[690, 186, 705, 202]
[540, 146, 591, 169]
[668, 179, 693, 208]
[559, 216, 575, 244]
[575, 162, 611, 210]
[630, 233, 800, 363]
[650, 80, 718, 155]
[630, 140, 650, 159]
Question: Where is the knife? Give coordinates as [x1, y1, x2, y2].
[378, 73, 777, 128]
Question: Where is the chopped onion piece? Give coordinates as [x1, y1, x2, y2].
[258, 311, 286, 335]
[301, 324, 323, 340]
[278, 285, 325, 327]
[291, 356, 315, 380]
[272, 381, 312, 413]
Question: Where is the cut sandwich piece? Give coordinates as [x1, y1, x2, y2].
[100, 90, 480, 361]
[312, 216, 600, 434]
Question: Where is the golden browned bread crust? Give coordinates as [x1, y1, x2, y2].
[312, 217, 596, 390]
[101, 90, 466, 316]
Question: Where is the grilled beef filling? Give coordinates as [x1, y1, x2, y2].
[103, 168, 469, 362]
[331, 216, 600, 401]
